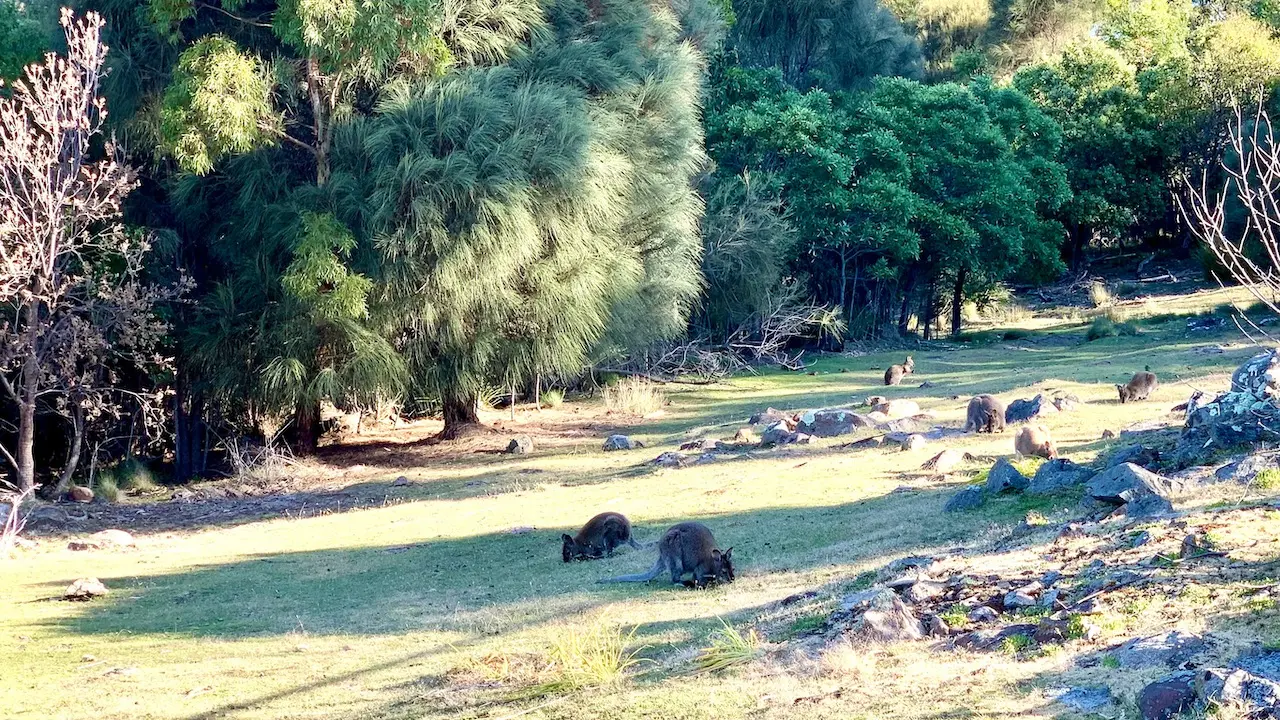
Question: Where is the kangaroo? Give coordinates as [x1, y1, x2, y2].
[562, 512, 641, 562]
[598, 522, 734, 587]
[1014, 425, 1057, 459]
[884, 355, 915, 386]
[1117, 371, 1159, 403]
[964, 394, 1007, 433]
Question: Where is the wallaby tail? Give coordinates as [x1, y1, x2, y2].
[598, 556, 664, 584]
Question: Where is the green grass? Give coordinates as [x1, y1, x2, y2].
[541, 388, 565, 408]
[690, 620, 762, 675]
[1255, 468, 1280, 489]
[2, 285, 1277, 720]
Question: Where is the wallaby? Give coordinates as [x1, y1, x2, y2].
[884, 356, 915, 386]
[597, 522, 734, 587]
[562, 512, 641, 562]
[964, 394, 1007, 433]
[1117, 371, 1159, 403]
[1014, 425, 1057, 459]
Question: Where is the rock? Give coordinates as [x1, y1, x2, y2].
[841, 587, 891, 612]
[865, 395, 888, 408]
[761, 422, 799, 447]
[1125, 494, 1174, 518]
[865, 410, 890, 424]
[63, 578, 108, 601]
[391, 476, 411, 487]
[1034, 618, 1072, 644]
[795, 408, 871, 437]
[1040, 589, 1062, 608]
[985, 458, 1030, 494]
[903, 579, 947, 604]
[956, 624, 1038, 652]
[1232, 349, 1280, 395]
[734, 428, 760, 444]
[874, 399, 920, 419]
[1109, 444, 1161, 469]
[68, 486, 94, 503]
[1087, 463, 1182, 506]
[879, 418, 917, 434]
[1005, 394, 1051, 424]
[650, 451, 686, 468]
[921, 449, 971, 474]
[925, 615, 950, 637]
[793, 433, 813, 445]
[1111, 631, 1208, 669]
[602, 435, 640, 451]
[679, 438, 711, 451]
[748, 407, 791, 426]
[945, 487, 986, 513]
[844, 436, 883, 450]
[1198, 652, 1280, 712]
[1028, 458, 1094, 494]
[694, 452, 719, 465]
[1132, 530, 1153, 547]
[506, 436, 534, 454]
[91, 529, 135, 547]
[1214, 454, 1280, 483]
[844, 587, 924, 644]
[1005, 591, 1038, 608]
[967, 606, 998, 623]
[899, 434, 929, 452]
[1138, 672, 1198, 720]
[1048, 687, 1112, 713]
[1052, 394, 1082, 412]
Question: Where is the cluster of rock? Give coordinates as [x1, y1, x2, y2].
[827, 560, 1101, 652]
[1004, 393, 1081, 424]
[1133, 645, 1280, 719]
[944, 457, 1183, 519]
[1176, 349, 1280, 464]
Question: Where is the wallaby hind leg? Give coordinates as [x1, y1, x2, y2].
[667, 556, 683, 585]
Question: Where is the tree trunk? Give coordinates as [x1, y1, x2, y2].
[16, 302, 40, 492]
[951, 266, 967, 337]
[306, 56, 331, 186]
[294, 399, 320, 455]
[53, 405, 84, 494]
[440, 391, 480, 440]
[897, 266, 918, 335]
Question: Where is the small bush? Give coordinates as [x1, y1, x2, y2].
[1065, 614, 1088, 640]
[939, 605, 970, 628]
[1255, 468, 1280, 490]
[1116, 321, 1139, 336]
[999, 633, 1034, 655]
[524, 623, 642, 697]
[540, 388, 564, 409]
[1002, 328, 1031, 341]
[1089, 281, 1112, 308]
[93, 474, 120, 503]
[116, 458, 157, 492]
[1085, 316, 1117, 341]
[691, 620, 762, 675]
[603, 377, 666, 415]
[1101, 655, 1120, 669]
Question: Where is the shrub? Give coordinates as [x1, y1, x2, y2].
[116, 458, 157, 492]
[1085, 316, 1117, 341]
[93, 473, 120, 502]
[999, 633, 1034, 655]
[523, 623, 642, 697]
[1255, 468, 1280, 490]
[603, 377, 666, 415]
[1089, 281, 1112, 308]
[1001, 328, 1031, 341]
[540, 388, 564, 408]
[691, 620, 762, 675]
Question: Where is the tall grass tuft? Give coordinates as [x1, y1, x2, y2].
[690, 619, 762, 675]
[603, 377, 666, 415]
[540, 388, 564, 408]
[521, 622, 643, 697]
[94, 473, 120, 502]
[1089, 281, 1112, 308]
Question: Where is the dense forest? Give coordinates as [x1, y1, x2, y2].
[2, 0, 1279, 490]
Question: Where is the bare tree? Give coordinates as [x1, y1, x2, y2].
[1180, 105, 1280, 323]
[0, 10, 181, 493]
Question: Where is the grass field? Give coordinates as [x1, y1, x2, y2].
[3, 288, 1279, 720]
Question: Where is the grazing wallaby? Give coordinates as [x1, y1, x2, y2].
[884, 356, 915, 386]
[597, 522, 734, 587]
[1117, 371, 1159, 403]
[563, 512, 641, 562]
[1014, 425, 1057, 459]
[964, 394, 1007, 433]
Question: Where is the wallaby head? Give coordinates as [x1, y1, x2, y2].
[1116, 384, 1131, 403]
[562, 534, 586, 563]
[903, 355, 914, 372]
[711, 547, 735, 584]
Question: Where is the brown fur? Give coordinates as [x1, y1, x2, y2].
[1117, 371, 1159, 403]
[563, 512, 640, 562]
[598, 522, 734, 587]
[964, 394, 1006, 433]
[884, 356, 915, 386]
[1014, 425, 1057, 459]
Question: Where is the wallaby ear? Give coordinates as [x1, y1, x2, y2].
[723, 547, 733, 559]
[561, 534, 573, 544]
